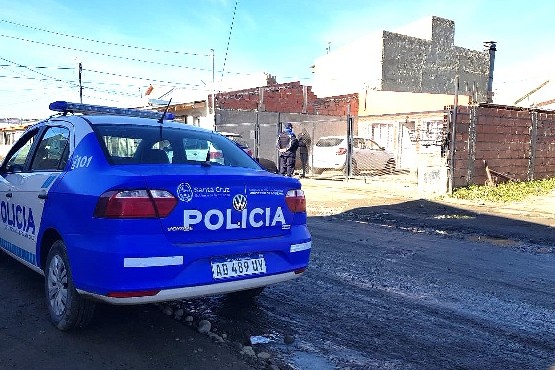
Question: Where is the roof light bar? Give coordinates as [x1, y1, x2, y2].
[49, 101, 174, 120]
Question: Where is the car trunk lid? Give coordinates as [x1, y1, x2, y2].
[139, 166, 298, 244]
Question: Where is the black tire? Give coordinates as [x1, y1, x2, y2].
[226, 286, 265, 301]
[344, 160, 359, 176]
[385, 159, 396, 174]
[45, 240, 96, 331]
[352, 160, 360, 175]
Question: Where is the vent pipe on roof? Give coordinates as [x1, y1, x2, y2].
[484, 41, 496, 103]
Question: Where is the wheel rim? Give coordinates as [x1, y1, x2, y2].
[47, 255, 68, 317]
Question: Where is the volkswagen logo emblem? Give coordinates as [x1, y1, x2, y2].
[232, 194, 247, 211]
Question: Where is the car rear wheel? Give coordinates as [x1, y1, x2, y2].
[344, 160, 359, 176]
[45, 240, 96, 331]
[385, 159, 396, 174]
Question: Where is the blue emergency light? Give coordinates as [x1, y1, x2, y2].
[49, 101, 174, 120]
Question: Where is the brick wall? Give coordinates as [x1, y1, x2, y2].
[314, 94, 359, 116]
[452, 104, 555, 187]
[533, 111, 555, 178]
[213, 81, 358, 116]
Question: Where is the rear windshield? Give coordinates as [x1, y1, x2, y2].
[229, 137, 249, 148]
[94, 124, 260, 169]
[316, 137, 344, 147]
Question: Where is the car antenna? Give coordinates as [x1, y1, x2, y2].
[158, 98, 173, 124]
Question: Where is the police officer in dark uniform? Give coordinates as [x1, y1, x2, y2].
[276, 122, 298, 177]
[297, 129, 311, 178]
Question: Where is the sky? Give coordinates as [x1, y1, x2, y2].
[0, 0, 554, 119]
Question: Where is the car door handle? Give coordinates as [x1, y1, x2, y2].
[38, 192, 48, 199]
[5, 192, 12, 198]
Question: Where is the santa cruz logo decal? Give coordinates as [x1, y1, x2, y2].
[177, 183, 193, 202]
[232, 194, 247, 211]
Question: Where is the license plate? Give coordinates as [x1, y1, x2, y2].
[211, 255, 266, 280]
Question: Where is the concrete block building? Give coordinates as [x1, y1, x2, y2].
[311, 16, 492, 102]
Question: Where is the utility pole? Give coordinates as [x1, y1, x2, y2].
[448, 75, 459, 194]
[211, 49, 216, 130]
[78, 62, 83, 103]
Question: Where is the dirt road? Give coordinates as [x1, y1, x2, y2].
[2, 178, 555, 370]
[0, 255, 267, 370]
[195, 207, 555, 369]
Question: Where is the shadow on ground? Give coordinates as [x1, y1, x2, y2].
[328, 198, 555, 247]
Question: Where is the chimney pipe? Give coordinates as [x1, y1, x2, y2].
[484, 41, 496, 103]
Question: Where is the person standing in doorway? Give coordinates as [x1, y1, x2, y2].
[276, 122, 298, 177]
[297, 129, 311, 178]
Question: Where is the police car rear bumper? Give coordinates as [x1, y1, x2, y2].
[76, 270, 303, 304]
[65, 225, 311, 303]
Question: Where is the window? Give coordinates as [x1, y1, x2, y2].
[353, 138, 365, 149]
[366, 140, 382, 150]
[103, 136, 141, 158]
[94, 125, 259, 169]
[31, 127, 70, 171]
[6, 130, 37, 171]
[316, 137, 344, 147]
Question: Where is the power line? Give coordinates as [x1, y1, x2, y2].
[0, 64, 73, 70]
[0, 34, 210, 71]
[221, 0, 239, 79]
[0, 57, 211, 99]
[1, 38, 311, 82]
[0, 75, 50, 80]
[0, 56, 77, 87]
[0, 19, 316, 94]
[82, 68, 205, 88]
[82, 85, 140, 98]
[0, 18, 210, 57]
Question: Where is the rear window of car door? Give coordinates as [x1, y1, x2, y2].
[30, 127, 70, 171]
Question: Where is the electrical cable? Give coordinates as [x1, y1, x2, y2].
[0, 64, 73, 70]
[0, 18, 209, 57]
[82, 68, 204, 87]
[0, 56, 78, 87]
[221, 0, 239, 79]
[0, 34, 209, 70]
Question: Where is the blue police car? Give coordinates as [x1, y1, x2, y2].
[0, 101, 311, 330]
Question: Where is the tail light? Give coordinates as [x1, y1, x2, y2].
[285, 189, 306, 213]
[94, 190, 177, 218]
[336, 148, 347, 155]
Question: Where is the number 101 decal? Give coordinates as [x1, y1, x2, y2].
[71, 155, 93, 170]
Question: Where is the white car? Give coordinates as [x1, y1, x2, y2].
[311, 136, 395, 175]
